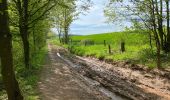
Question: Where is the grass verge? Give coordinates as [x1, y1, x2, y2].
[0, 45, 48, 100]
[70, 31, 170, 68]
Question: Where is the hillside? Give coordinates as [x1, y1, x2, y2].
[68, 31, 169, 68]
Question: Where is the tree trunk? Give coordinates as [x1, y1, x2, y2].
[157, 0, 164, 50]
[57, 23, 62, 43]
[21, 33, 30, 68]
[148, 31, 153, 49]
[18, 0, 30, 68]
[63, 8, 69, 44]
[166, 0, 170, 52]
[32, 27, 36, 51]
[0, 0, 23, 99]
[156, 42, 161, 68]
[64, 26, 69, 44]
[151, 0, 162, 68]
[59, 32, 61, 43]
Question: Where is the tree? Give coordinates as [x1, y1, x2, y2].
[10, 0, 59, 68]
[53, 0, 92, 44]
[52, 0, 79, 44]
[104, 0, 170, 68]
[0, 0, 23, 99]
[30, 18, 51, 52]
[165, 0, 170, 52]
[63, 4, 75, 44]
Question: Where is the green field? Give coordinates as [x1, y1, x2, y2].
[66, 31, 169, 68]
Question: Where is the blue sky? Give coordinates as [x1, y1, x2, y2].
[70, 0, 121, 35]
[52, 0, 131, 35]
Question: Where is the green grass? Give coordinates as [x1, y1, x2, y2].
[19, 46, 48, 100]
[72, 31, 148, 45]
[69, 31, 170, 68]
[20, 46, 48, 100]
[0, 42, 48, 100]
[48, 31, 170, 68]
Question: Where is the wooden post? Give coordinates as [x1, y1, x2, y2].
[104, 40, 106, 46]
[108, 44, 111, 54]
[121, 41, 125, 52]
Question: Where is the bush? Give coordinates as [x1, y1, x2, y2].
[68, 45, 85, 56]
[81, 39, 94, 46]
[95, 53, 105, 60]
[138, 48, 156, 63]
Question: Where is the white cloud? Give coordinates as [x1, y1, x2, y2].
[69, 0, 130, 35]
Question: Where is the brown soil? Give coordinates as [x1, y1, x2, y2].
[37, 44, 110, 100]
[38, 44, 170, 100]
[72, 56, 170, 100]
[76, 57, 170, 99]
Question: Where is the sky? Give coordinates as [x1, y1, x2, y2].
[52, 0, 131, 35]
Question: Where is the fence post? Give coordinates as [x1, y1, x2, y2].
[108, 44, 111, 54]
[121, 41, 125, 52]
[104, 40, 106, 46]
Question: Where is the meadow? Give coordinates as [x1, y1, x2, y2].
[67, 31, 170, 68]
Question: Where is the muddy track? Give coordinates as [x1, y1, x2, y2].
[60, 56, 159, 100]
[53, 45, 170, 100]
[38, 44, 112, 100]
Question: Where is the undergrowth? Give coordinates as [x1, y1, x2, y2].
[0, 42, 48, 100]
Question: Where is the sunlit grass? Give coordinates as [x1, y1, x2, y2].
[49, 31, 170, 68]
[69, 31, 166, 68]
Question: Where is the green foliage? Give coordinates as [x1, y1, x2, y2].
[0, 40, 48, 100]
[48, 35, 62, 46]
[12, 40, 24, 71]
[69, 31, 165, 68]
[95, 53, 105, 60]
[81, 39, 94, 46]
[50, 31, 170, 68]
[69, 46, 85, 56]
[18, 46, 48, 100]
[52, 0, 91, 44]
[138, 48, 156, 63]
[1, 0, 91, 99]
[104, 5, 116, 23]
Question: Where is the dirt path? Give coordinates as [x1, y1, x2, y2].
[38, 44, 170, 100]
[37, 44, 111, 100]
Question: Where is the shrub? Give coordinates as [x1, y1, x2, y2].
[95, 53, 105, 60]
[138, 48, 156, 63]
[81, 39, 94, 46]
